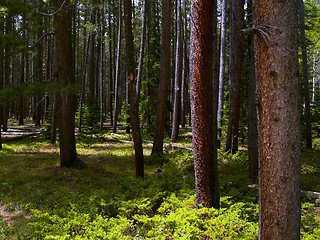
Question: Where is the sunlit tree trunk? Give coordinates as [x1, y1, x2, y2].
[253, 0, 301, 238]
[190, 0, 219, 209]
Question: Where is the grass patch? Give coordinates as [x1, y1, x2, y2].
[0, 134, 319, 239]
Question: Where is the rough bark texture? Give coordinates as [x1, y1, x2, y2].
[55, 0, 79, 167]
[226, 0, 242, 154]
[0, 17, 3, 150]
[190, 0, 219, 209]
[253, 0, 301, 238]
[123, 0, 144, 178]
[298, 0, 312, 149]
[171, 0, 183, 143]
[152, 0, 171, 155]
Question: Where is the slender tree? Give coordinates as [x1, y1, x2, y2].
[152, 0, 172, 155]
[226, 0, 242, 154]
[298, 0, 312, 149]
[54, 0, 80, 168]
[171, 0, 183, 142]
[123, 0, 144, 177]
[113, 0, 122, 133]
[217, 0, 227, 148]
[190, 0, 219, 209]
[253, 0, 301, 238]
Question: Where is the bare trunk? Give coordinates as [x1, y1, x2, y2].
[217, 0, 227, 148]
[226, 0, 242, 154]
[171, 0, 183, 143]
[152, 0, 172, 155]
[55, 0, 79, 168]
[190, 0, 219, 209]
[298, 0, 312, 149]
[124, 0, 144, 178]
[253, 0, 301, 238]
[113, 2, 122, 133]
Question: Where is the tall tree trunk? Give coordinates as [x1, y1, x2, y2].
[217, 0, 227, 148]
[136, 0, 147, 101]
[180, 0, 188, 128]
[99, 9, 105, 133]
[113, 0, 122, 133]
[246, 0, 258, 183]
[298, 0, 312, 149]
[0, 16, 3, 150]
[108, 11, 114, 127]
[123, 0, 144, 178]
[54, 0, 79, 168]
[171, 0, 183, 143]
[152, 0, 172, 155]
[190, 0, 219, 209]
[253, 1, 301, 238]
[87, 13, 96, 111]
[226, 0, 242, 154]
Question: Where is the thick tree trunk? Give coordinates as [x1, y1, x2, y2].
[171, 0, 183, 143]
[190, 0, 219, 209]
[18, 52, 25, 126]
[123, 0, 144, 178]
[55, 0, 79, 168]
[0, 17, 3, 150]
[152, 0, 172, 155]
[253, 0, 301, 239]
[226, 0, 242, 154]
[298, 0, 312, 149]
[99, 10, 105, 133]
[217, 0, 227, 148]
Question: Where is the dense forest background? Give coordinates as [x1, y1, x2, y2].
[0, 0, 320, 239]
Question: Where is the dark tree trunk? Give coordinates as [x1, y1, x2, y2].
[108, 9, 113, 127]
[190, 0, 219, 209]
[253, 0, 301, 238]
[99, 10, 105, 133]
[246, 0, 258, 183]
[171, 0, 183, 143]
[54, 0, 79, 168]
[87, 13, 96, 110]
[152, 0, 172, 155]
[123, 0, 144, 178]
[180, 0, 188, 128]
[217, 0, 227, 148]
[298, 0, 312, 149]
[113, 1, 122, 133]
[0, 17, 3, 150]
[226, 0, 242, 154]
[18, 52, 25, 126]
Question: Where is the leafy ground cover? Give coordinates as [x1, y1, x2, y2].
[0, 132, 319, 239]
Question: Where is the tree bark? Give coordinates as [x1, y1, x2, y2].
[54, 0, 79, 168]
[226, 0, 242, 154]
[171, 0, 183, 143]
[152, 0, 172, 155]
[123, 0, 144, 178]
[298, 0, 312, 149]
[190, 0, 219, 209]
[253, 0, 301, 238]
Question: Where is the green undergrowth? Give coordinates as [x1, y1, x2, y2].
[0, 135, 319, 239]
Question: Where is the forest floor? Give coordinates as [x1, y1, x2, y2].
[0, 126, 319, 239]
